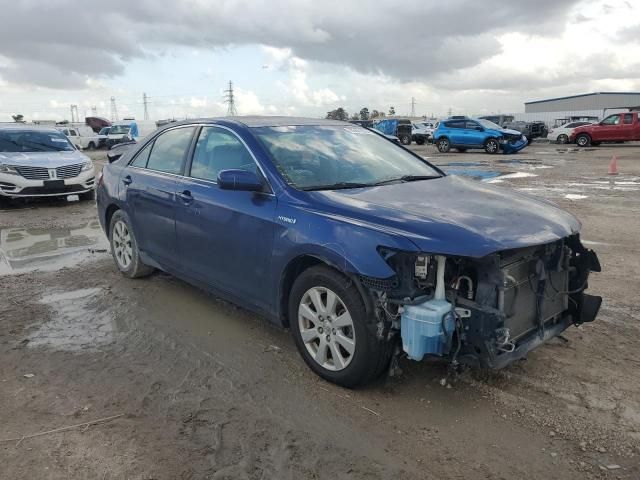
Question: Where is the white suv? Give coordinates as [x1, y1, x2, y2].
[0, 125, 96, 201]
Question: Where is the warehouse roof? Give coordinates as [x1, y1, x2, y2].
[525, 92, 640, 105]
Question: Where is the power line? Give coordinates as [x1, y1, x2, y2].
[143, 92, 149, 120]
[110, 96, 119, 122]
[224, 81, 237, 116]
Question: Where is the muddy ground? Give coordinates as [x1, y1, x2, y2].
[1, 142, 639, 479]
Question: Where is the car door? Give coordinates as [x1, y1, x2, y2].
[175, 125, 277, 310]
[464, 120, 485, 146]
[619, 113, 635, 140]
[121, 126, 197, 270]
[597, 114, 622, 141]
[446, 120, 467, 145]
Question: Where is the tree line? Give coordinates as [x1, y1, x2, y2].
[326, 106, 396, 121]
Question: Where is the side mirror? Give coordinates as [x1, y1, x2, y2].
[218, 169, 263, 192]
[107, 150, 123, 163]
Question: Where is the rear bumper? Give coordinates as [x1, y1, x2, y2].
[0, 169, 95, 198]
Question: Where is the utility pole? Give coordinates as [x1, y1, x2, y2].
[224, 81, 238, 116]
[410, 97, 416, 117]
[91, 105, 97, 116]
[447, 107, 452, 118]
[143, 92, 149, 120]
[110, 96, 119, 122]
[70, 104, 79, 123]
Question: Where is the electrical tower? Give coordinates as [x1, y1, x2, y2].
[224, 81, 238, 116]
[110, 96, 119, 122]
[447, 107, 452, 118]
[91, 106, 97, 116]
[143, 92, 149, 120]
[70, 104, 79, 123]
[410, 97, 416, 117]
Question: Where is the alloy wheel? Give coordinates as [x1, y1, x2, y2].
[112, 220, 133, 269]
[298, 287, 356, 371]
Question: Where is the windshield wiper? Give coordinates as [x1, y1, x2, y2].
[373, 174, 441, 186]
[302, 181, 373, 191]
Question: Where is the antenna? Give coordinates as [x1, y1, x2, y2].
[110, 96, 119, 122]
[143, 92, 149, 120]
[410, 97, 416, 117]
[224, 81, 238, 116]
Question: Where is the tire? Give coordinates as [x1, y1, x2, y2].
[88, 142, 96, 150]
[557, 134, 569, 144]
[109, 210, 154, 278]
[484, 138, 500, 154]
[399, 134, 411, 145]
[436, 137, 450, 153]
[416, 137, 425, 145]
[289, 265, 393, 388]
[455, 148, 467, 153]
[576, 134, 591, 147]
[79, 189, 95, 201]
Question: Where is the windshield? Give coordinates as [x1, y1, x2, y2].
[476, 119, 503, 130]
[110, 125, 130, 135]
[99, 127, 111, 135]
[0, 129, 75, 152]
[253, 125, 441, 190]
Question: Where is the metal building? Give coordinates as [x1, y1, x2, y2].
[520, 92, 640, 126]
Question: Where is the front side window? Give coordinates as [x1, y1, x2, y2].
[465, 121, 481, 130]
[601, 115, 621, 125]
[189, 127, 256, 182]
[477, 119, 502, 130]
[0, 129, 75, 152]
[110, 125, 130, 135]
[69, 129, 78, 136]
[146, 127, 195, 175]
[253, 125, 441, 190]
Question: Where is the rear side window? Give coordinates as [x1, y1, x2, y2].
[445, 121, 465, 129]
[131, 141, 153, 168]
[623, 113, 633, 124]
[146, 127, 195, 175]
[189, 127, 256, 182]
[465, 121, 480, 129]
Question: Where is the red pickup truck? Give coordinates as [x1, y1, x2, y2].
[570, 112, 640, 146]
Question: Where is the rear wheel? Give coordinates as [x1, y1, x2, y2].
[436, 138, 450, 153]
[109, 210, 154, 278]
[88, 142, 96, 150]
[576, 133, 591, 147]
[289, 265, 393, 387]
[557, 134, 569, 144]
[399, 134, 411, 145]
[484, 138, 499, 154]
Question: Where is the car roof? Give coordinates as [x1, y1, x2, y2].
[0, 123, 60, 133]
[166, 116, 350, 129]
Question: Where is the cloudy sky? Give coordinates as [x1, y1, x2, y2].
[1, 0, 639, 122]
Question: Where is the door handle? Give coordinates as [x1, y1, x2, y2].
[177, 190, 193, 203]
[122, 175, 132, 185]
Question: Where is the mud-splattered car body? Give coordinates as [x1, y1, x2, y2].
[96, 117, 600, 385]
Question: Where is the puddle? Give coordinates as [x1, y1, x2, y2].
[485, 172, 538, 183]
[0, 220, 109, 275]
[29, 288, 115, 352]
[565, 194, 588, 200]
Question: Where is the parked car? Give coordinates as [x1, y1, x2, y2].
[59, 125, 101, 150]
[547, 121, 593, 144]
[570, 112, 640, 146]
[97, 126, 111, 148]
[0, 125, 95, 200]
[96, 117, 601, 387]
[411, 122, 435, 145]
[433, 117, 528, 154]
[373, 119, 413, 145]
[478, 115, 548, 142]
[106, 120, 158, 147]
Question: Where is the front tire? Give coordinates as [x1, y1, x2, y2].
[109, 210, 154, 278]
[289, 265, 392, 388]
[557, 134, 569, 144]
[88, 142, 96, 150]
[399, 134, 411, 145]
[576, 133, 591, 147]
[484, 138, 500, 154]
[436, 138, 451, 153]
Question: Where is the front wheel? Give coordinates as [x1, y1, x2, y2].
[436, 138, 450, 153]
[576, 134, 591, 147]
[289, 265, 393, 388]
[399, 134, 411, 145]
[109, 210, 154, 278]
[484, 138, 500, 154]
[557, 134, 569, 144]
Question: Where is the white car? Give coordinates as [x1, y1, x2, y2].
[0, 125, 96, 201]
[547, 121, 593, 144]
[59, 125, 101, 150]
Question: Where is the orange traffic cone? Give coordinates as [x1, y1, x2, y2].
[608, 155, 619, 175]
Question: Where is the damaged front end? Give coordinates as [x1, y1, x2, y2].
[366, 235, 601, 369]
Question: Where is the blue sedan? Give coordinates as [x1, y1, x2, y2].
[96, 117, 601, 387]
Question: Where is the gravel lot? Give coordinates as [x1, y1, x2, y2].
[1, 142, 639, 479]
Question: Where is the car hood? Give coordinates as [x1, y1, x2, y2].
[488, 127, 522, 136]
[304, 175, 580, 257]
[0, 150, 89, 167]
